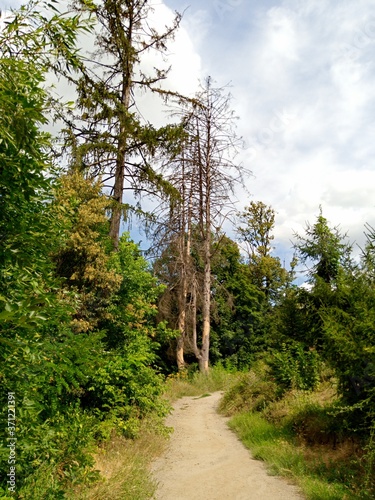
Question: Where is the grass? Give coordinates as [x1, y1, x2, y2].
[164, 364, 371, 498]
[68, 418, 168, 500]
[164, 363, 241, 401]
[220, 367, 374, 500]
[67, 365, 239, 500]
[67, 363, 375, 500]
[228, 412, 355, 499]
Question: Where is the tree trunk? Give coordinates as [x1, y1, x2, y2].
[176, 332, 185, 371]
[200, 226, 211, 373]
[109, 153, 125, 250]
[109, 77, 131, 248]
[191, 275, 206, 370]
[109, 12, 133, 250]
[176, 256, 188, 370]
[176, 170, 195, 370]
[176, 261, 187, 370]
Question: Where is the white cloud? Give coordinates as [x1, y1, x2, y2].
[262, 6, 300, 63]
[131, 2, 202, 126]
[8, 0, 375, 261]
[142, 2, 202, 96]
[190, 0, 375, 259]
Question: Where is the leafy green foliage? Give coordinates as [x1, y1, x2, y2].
[1, 0, 93, 73]
[237, 201, 291, 301]
[0, 32, 171, 498]
[101, 234, 175, 353]
[52, 172, 122, 332]
[269, 342, 321, 392]
[0, 57, 55, 307]
[83, 348, 167, 439]
[0, 54, 102, 496]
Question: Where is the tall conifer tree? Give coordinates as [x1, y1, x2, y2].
[67, 0, 183, 248]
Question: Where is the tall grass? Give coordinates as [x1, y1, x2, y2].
[68, 419, 169, 500]
[229, 412, 354, 499]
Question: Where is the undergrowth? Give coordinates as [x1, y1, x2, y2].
[220, 362, 375, 500]
[67, 418, 169, 500]
[63, 364, 239, 500]
[164, 363, 242, 401]
[62, 362, 375, 500]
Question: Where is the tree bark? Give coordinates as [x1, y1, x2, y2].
[109, 150, 126, 250]
[176, 331, 185, 371]
[109, 15, 133, 250]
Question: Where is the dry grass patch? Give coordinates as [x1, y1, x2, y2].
[69, 422, 168, 500]
[302, 439, 363, 469]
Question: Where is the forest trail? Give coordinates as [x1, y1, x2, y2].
[151, 392, 304, 500]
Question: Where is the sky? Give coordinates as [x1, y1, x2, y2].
[3, 0, 375, 279]
[160, 0, 375, 272]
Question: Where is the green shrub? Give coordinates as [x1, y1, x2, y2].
[82, 343, 169, 435]
[0, 406, 99, 499]
[269, 342, 321, 392]
[281, 398, 343, 446]
[219, 361, 278, 416]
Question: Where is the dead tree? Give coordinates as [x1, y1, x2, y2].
[153, 78, 248, 372]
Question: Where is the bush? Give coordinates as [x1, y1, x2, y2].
[268, 342, 321, 392]
[81, 341, 169, 438]
[219, 361, 278, 416]
[0, 406, 99, 499]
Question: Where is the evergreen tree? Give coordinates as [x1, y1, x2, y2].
[66, 0, 183, 248]
[210, 236, 267, 368]
[237, 201, 290, 302]
[293, 207, 351, 286]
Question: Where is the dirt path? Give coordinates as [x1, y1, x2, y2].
[151, 392, 304, 500]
